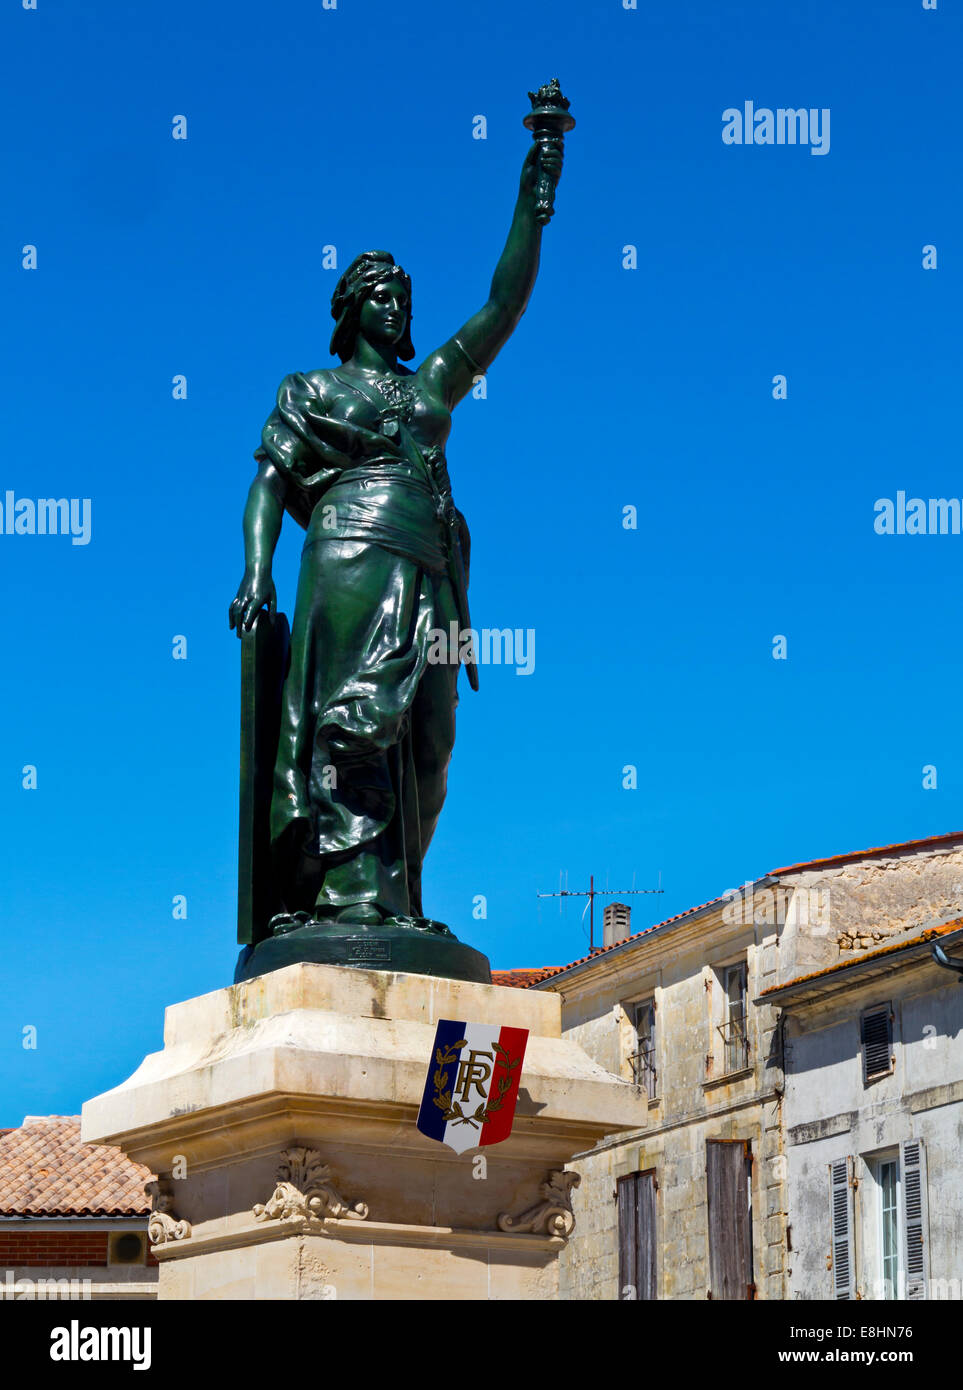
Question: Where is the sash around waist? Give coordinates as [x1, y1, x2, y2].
[336, 462, 437, 491]
[304, 468, 451, 574]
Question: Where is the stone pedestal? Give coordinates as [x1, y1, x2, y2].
[81, 963, 645, 1300]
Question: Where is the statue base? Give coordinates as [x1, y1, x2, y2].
[234, 919, 491, 985]
[81, 963, 645, 1300]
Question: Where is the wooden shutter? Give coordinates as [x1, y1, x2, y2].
[706, 1140, 753, 1299]
[617, 1171, 657, 1300]
[860, 1006, 892, 1082]
[829, 1156, 856, 1299]
[900, 1138, 929, 1299]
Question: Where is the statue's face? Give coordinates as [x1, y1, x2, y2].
[359, 278, 409, 349]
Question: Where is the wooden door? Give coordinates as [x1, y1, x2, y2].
[707, 1139, 754, 1299]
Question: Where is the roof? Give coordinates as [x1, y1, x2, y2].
[0, 1116, 153, 1217]
[490, 968, 559, 988]
[502, 895, 728, 987]
[497, 830, 963, 988]
[769, 829, 963, 876]
[759, 917, 963, 1001]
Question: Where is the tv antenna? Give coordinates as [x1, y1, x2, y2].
[536, 872, 664, 953]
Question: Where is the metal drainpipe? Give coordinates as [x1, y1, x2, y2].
[932, 942, 963, 979]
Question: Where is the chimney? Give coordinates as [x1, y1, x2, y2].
[602, 902, 631, 949]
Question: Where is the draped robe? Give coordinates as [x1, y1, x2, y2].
[254, 368, 467, 924]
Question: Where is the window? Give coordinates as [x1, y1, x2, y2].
[617, 1170, 657, 1299]
[875, 1156, 900, 1300]
[860, 1005, 894, 1084]
[706, 1139, 754, 1299]
[630, 999, 657, 1100]
[719, 962, 749, 1073]
[832, 1140, 929, 1300]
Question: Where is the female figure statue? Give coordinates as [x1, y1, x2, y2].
[229, 132, 564, 979]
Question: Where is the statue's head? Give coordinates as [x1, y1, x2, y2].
[329, 250, 414, 362]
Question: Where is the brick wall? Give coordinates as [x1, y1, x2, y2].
[0, 1231, 108, 1267]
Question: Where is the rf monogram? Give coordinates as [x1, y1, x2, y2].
[455, 1049, 493, 1101]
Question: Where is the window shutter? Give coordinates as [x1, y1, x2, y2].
[707, 1140, 753, 1299]
[829, 1156, 855, 1299]
[860, 1007, 892, 1083]
[900, 1138, 929, 1300]
[636, 1172, 657, 1300]
[617, 1174, 638, 1299]
[617, 1171, 657, 1300]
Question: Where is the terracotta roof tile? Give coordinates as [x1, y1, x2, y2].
[491, 968, 560, 988]
[769, 830, 963, 876]
[759, 917, 963, 995]
[0, 1116, 153, 1217]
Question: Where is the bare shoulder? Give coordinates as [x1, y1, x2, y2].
[297, 367, 342, 399]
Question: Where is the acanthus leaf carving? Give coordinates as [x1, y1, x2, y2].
[253, 1146, 368, 1223]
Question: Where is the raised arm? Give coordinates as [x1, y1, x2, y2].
[420, 141, 563, 409]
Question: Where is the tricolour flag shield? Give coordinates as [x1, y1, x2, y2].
[416, 1019, 529, 1154]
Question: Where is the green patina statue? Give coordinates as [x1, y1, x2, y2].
[230, 83, 573, 985]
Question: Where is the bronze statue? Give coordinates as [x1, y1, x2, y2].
[230, 83, 573, 984]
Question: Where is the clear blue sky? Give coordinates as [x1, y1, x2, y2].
[3, 0, 961, 1125]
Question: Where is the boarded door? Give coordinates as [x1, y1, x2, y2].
[707, 1139, 754, 1299]
[617, 1170, 657, 1300]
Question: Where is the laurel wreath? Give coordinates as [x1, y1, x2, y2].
[432, 1039, 521, 1128]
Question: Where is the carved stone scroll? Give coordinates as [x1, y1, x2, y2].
[497, 1169, 580, 1238]
[145, 1179, 192, 1245]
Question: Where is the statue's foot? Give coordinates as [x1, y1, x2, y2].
[269, 910, 313, 937]
[268, 905, 450, 936]
[332, 903, 384, 926]
[384, 914, 454, 938]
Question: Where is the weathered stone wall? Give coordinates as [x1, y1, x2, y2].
[780, 844, 963, 978]
[558, 1148, 618, 1300]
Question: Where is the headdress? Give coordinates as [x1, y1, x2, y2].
[329, 250, 414, 361]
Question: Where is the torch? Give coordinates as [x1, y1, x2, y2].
[523, 78, 575, 226]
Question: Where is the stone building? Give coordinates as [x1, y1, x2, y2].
[0, 1115, 157, 1299]
[760, 915, 963, 1300]
[498, 889, 789, 1300]
[494, 830, 963, 1300]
